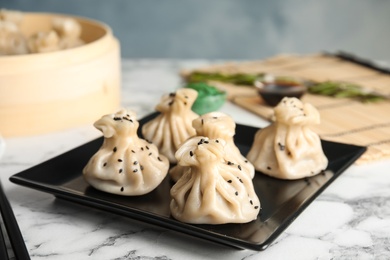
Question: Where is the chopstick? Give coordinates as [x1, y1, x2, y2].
[330, 51, 390, 74]
[0, 217, 9, 260]
[0, 181, 30, 260]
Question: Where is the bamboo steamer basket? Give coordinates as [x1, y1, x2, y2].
[0, 13, 121, 137]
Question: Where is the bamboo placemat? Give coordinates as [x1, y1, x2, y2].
[185, 53, 390, 163]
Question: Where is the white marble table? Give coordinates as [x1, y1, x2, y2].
[1, 60, 389, 260]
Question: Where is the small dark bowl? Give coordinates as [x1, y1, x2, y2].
[257, 83, 307, 106]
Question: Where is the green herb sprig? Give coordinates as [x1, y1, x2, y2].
[308, 81, 387, 103]
[186, 71, 263, 86]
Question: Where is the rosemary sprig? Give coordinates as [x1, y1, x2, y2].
[186, 71, 263, 86]
[308, 81, 387, 103]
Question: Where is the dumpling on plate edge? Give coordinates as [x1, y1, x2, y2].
[247, 97, 328, 180]
[170, 136, 260, 224]
[169, 111, 255, 182]
[83, 109, 169, 196]
[142, 88, 199, 163]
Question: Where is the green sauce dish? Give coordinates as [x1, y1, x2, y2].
[185, 82, 227, 115]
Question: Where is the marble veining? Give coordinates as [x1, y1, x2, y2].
[0, 60, 389, 259]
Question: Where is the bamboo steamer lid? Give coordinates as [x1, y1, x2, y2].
[0, 13, 121, 137]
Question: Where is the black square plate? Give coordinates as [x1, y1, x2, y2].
[10, 113, 366, 250]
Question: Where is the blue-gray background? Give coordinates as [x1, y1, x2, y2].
[1, 0, 389, 61]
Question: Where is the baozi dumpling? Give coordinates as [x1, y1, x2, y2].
[247, 97, 328, 180]
[0, 10, 84, 55]
[192, 112, 255, 177]
[83, 109, 169, 196]
[27, 30, 61, 53]
[0, 9, 23, 27]
[170, 136, 260, 224]
[0, 20, 27, 55]
[142, 88, 199, 163]
[170, 112, 255, 181]
[52, 17, 81, 39]
[52, 17, 84, 49]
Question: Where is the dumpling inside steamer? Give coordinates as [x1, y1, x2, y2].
[0, 10, 27, 55]
[142, 88, 199, 163]
[27, 31, 61, 53]
[0, 9, 84, 55]
[52, 17, 84, 49]
[247, 97, 328, 180]
[0, 9, 23, 26]
[169, 112, 255, 181]
[27, 17, 84, 53]
[83, 109, 169, 196]
[0, 20, 27, 55]
[170, 136, 260, 224]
